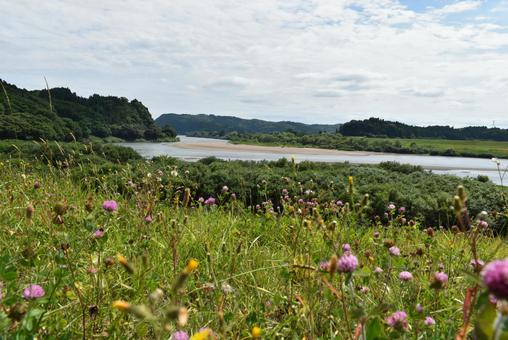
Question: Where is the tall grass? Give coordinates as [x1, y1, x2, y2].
[0, 147, 507, 338]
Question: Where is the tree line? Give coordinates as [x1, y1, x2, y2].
[0, 79, 177, 142]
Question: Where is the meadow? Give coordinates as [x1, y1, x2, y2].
[1, 142, 508, 338]
[366, 137, 508, 159]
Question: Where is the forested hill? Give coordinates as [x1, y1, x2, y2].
[0, 79, 175, 141]
[340, 117, 508, 141]
[155, 113, 341, 134]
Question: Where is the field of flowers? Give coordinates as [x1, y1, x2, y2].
[1, 145, 508, 338]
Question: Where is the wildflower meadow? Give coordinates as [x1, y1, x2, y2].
[0, 143, 508, 339]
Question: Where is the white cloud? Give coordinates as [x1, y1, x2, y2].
[432, 0, 483, 15]
[0, 0, 508, 127]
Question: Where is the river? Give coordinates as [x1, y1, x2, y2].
[120, 136, 507, 185]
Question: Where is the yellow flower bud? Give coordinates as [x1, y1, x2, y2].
[252, 326, 262, 338]
[112, 300, 131, 311]
[185, 259, 199, 274]
[117, 254, 128, 266]
[117, 254, 135, 274]
[190, 328, 212, 340]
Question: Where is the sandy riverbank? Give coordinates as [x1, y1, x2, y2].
[162, 137, 499, 172]
[171, 139, 376, 156]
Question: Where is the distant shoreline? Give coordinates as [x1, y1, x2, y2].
[163, 136, 503, 172]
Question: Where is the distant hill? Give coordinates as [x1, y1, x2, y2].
[0, 79, 175, 141]
[340, 117, 508, 141]
[155, 113, 341, 134]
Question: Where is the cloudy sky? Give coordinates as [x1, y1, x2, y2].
[1, 0, 508, 127]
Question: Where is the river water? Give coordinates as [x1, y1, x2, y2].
[120, 136, 507, 185]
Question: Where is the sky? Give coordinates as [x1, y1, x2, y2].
[1, 0, 508, 127]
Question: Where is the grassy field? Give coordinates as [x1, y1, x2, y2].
[227, 132, 508, 159]
[366, 137, 508, 159]
[0, 150, 508, 338]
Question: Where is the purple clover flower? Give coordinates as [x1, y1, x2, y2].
[430, 271, 449, 289]
[23, 284, 45, 299]
[424, 316, 436, 326]
[171, 330, 190, 340]
[389, 246, 401, 256]
[204, 197, 216, 206]
[434, 272, 448, 283]
[399, 271, 413, 281]
[319, 261, 330, 272]
[342, 243, 351, 252]
[102, 200, 118, 212]
[93, 229, 105, 239]
[337, 253, 359, 273]
[481, 258, 508, 300]
[386, 311, 408, 330]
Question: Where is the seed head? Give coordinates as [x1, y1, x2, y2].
[328, 255, 338, 274]
[26, 204, 34, 219]
[457, 185, 467, 203]
[54, 202, 68, 216]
